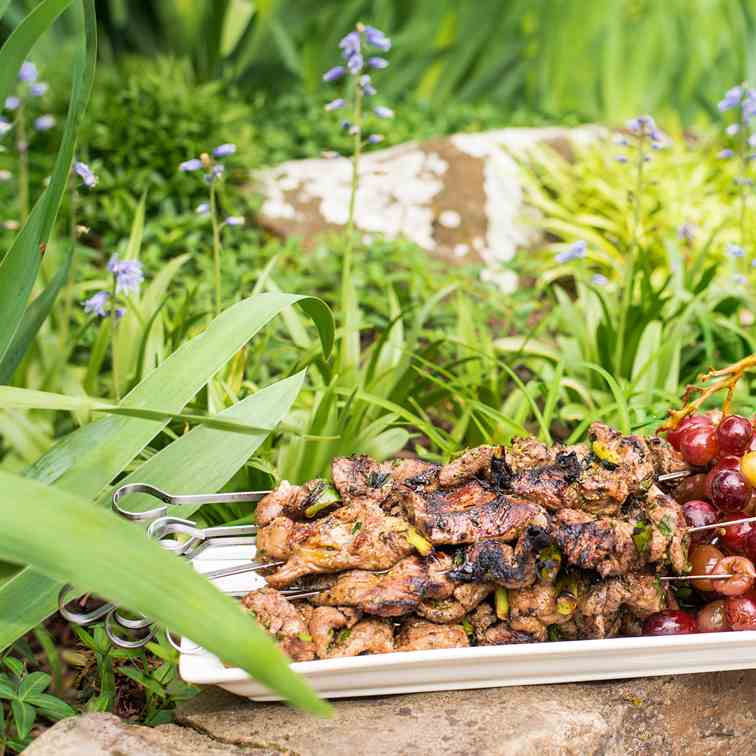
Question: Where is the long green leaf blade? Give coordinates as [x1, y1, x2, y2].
[0, 471, 329, 715]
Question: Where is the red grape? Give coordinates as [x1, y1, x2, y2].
[697, 600, 730, 633]
[716, 455, 742, 470]
[679, 424, 718, 467]
[719, 511, 754, 554]
[717, 415, 754, 456]
[690, 543, 725, 592]
[642, 610, 697, 636]
[725, 593, 756, 630]
[712, 555, 756, 596]
[746, 528, 756, 561]
[682, 500, 718, 542]
[673, 473, 708, 504]
[709, 468, 752, 512]
[667, 414, 712, 451]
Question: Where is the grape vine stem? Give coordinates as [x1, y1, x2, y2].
[659, 355, 756, 432]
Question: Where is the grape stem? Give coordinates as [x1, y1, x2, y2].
[658, 355, 756, 432]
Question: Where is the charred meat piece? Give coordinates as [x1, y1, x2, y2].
[255, 516, 314, 561]
[416, 582, 494, 624]
[640, 484, 689, 574]
[506, 437, 590, 473]
[448, 526, 552, 589]
[255, 479, 327, 527]
[312, 555, 455, 617]
[508, 583, 577, 642]
[574, 573, 667, 640]
[403, 483, 548, 545]
[439, 445, 502, 487]
[506, 423, 655, 515]
[478, 622, 537, 646]
[265, 502, 416, 588]
[646, 436, 690, 477]
[241, 588, 315, 662]
[326, 618, 395, 658]
[308, 606, 361, 659]
[395, 618, 469, 652]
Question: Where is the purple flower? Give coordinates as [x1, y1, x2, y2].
[627, 115, 656, 136]
[108, 255, 144, 295]
[18, 61, 38, 83]
[74, 161, 97, 188]
[83, 291, 110, 317]
[360, 75, 376, 96]
[323, 66, 345, 82]
[224, 216, 244, 226]
[591, 274, 609, 286]
[749, 134, 756, 148]
[339, 31, 361, 59]
[726, 123, 740, 136]
[325, 98, 345, 111]
[719, 85, 744, 112]
[727, 243, 745, 258]
[615, 155, 628, 163]
[718, 149, 735, 159]
[677, 223, 696, 242]
[367, 134, 384, 144]
[195, 202, 209, 214]
[4, 96, 20, 111]
[733, 274, 747, 285]
[367, 57, 389, 69]
[340, 120, 351, 131]
[612, 135, 629, 146]
[30, 82, 48, 97]
[34, 114, 55, 131]
[213, 143, 236, 158]
[373, 105, 394, 119]
[347, 53, 364, 74]
[179, 158, 203, 172]
[206, 164, 225, 183]
[364, 26, 391, 51]
[555, 239, 586, 264]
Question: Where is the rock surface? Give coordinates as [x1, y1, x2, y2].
[255, 127, 601, 292]
[24, 671, 756, 754]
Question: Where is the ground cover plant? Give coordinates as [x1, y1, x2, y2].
[0, 1, 755, 750]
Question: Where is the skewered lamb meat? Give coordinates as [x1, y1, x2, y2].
[394, 617, 469, 651]
[241, 588, 315, 662]
[326, 618, 395, 657]
[416, 582, 494, 624]
[439, 445, 502, 487]
[308, 606, 362, 658]
[256, 479, 327, 527]
[312, 554, 455, 617]
[263, 501, 418, 588]
[508, 583, 578, 642]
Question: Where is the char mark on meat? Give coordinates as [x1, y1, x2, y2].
[395, 618, 469, 651]
[326, 618, 395, 658]
[403, 482, 548, 545]
[448, 525, 552, 588]
[308, 606, 362, 658]
[255, 479, 327, 527]
[646, 435, 690, 477]
[439, 445, 502, 487]
[416, 582, 494, 624]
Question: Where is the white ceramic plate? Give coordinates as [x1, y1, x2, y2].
[179, 543, 756, 701]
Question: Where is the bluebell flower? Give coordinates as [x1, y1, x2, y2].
[718, 85, 744, 112]
[195, 202, 209, 214]
[733, 274, 747, 285]
[4, 96, 20, 111]
[718, 149, 735, 159]
[612, 135, 629, 146]
[83, 291, 110, 317]
[726, 123, 740, 136]
[615, 155, 628, 163]
[34, 114, 55, 131]
[340, 120, 352, 131]
[107, 255, 144, 295]
[179, 158, 203, 172]
[360, 76, 376, 96]
[367, 134, 384, 144]
[752, 259, 756, 268]
[347, 53, 364, 74]
[30, 82, 48, 97]
[677, 223, 696, 242]
[735, 177, 754, 186]
[74, 161, 97, 188]
[340, 31, 361, 59]
[0, 118, 10, 136]
[206, 164, 225, 183]
[323, 66, 346, 82]
[325, 98, 345, 111]
[555, 239, 586, 263]
[373, 105, 394, 119]
[18, 61, 37, 83]
[224, 216, 244, 226]
[213, 143, 236, 157]
[626, 115, 660, 139]
[749, 134, 756, 148]
[727, 243, 745, 258]
[364, 26, 391, 51]
[591, 274, 609, 286]
[367, 57, 389, 69]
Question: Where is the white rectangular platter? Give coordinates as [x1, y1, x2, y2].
[179, 543, 756, 701]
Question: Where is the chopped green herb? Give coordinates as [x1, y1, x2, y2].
[297, 632, 313, 642]
[537, 545, 562, 582]
[336, 628, 352, 644]
[547, 624, 561, 642]
[657, 518, 673, 537]
[462, 617, 474, 636]
[495, 587, 509, 620]
[632, 521, 652, 554]
[352, 521, 363, 534]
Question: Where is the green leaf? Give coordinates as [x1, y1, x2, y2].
[0, 366, 311, 649]
[0, 0, 97, 364]
[10, 699, 35, 740]
[0, 244, 73, 384]
[119, 666, 166, 698]
[0, 676, 15, 700]
[23, 693, 76, 720]
[17, 672, 50, 700]
[0, 471, 329, 715]
[3, 658, 23, 679]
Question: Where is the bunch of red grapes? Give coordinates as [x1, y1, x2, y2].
[644, 413, 756, 636]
